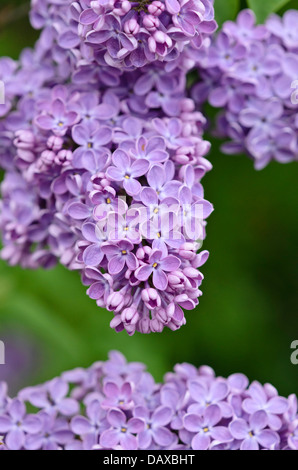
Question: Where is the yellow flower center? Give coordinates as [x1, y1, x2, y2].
[153, 262, 158, 268]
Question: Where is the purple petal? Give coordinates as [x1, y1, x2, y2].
[257, 430, 279, 449]
[106, 167, 124, 182]
[152, 426, 174, 447]
[88, 282, 105, 300]
[71, 416, 93, 435]
[130, 159, 150, 178]
[68, 203, 90, 220]
[141, 188, 158, 207]
[108, 409, 126, 428]
[205, 404, 221, 427]
[80, 8, 98, 25]
[250, 410, 267, 432]
[83, 244, 104, 267]
[241, 437, 259, 451]
[135, 264, 153, 282]
[160, 255, 180, 272]
[127, 418, 144, 434]
[6, 428, 24, 450]
[192, 433, 210, 451]
[9, 399, 26, 421]
[93, 127, 112, 146]
[229, 419, 249, 440]
[0, 416, 12, 433]
[100, 429, 120, 449]
[152, 406, 172, 427]
[267, 397, 289, 414]
[120, 433, 138, 451]
[123, 178, 141, 196]
[112, 149, 130, 170]
[153, 269, 168, 290]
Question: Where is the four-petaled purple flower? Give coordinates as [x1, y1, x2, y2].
[100, 409, 144, 450]
[135, 249, 181, 290]
[0, 399, 42, 450]
[229, 410, 280, 450]
[106, 150, 149, 196]
[134, 405, 175, 449]
[36, 99, 78, 137]
[183, 405, 232, 450]
[101, 240, 138, 275]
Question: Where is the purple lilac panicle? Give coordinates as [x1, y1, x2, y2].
[193, 9, 298, 169]
[0, 351, 297, 450]
[0, 36, 213, 335]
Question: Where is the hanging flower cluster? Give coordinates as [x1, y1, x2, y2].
[193, 9, 298, 169]
[29, 0, 217, 69]
[0, 351, 297, 451]
[0, 7, 213, 334]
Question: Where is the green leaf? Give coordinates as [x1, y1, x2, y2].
[247, 0, 292, 23]
[214, 0, 240, 26]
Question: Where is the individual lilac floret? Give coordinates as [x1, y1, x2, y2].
[193, 9, 298, 169]
[0, 351, 297, 450]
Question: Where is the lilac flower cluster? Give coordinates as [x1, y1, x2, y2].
[0, 351, 297, 451]
[0, 31, 213, 334]
[29, 0, 217, 69]
[193, 9, 298, 169]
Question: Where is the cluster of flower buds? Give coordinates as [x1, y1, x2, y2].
[0, 351, 297, 450]
[193, 9, 298, 169]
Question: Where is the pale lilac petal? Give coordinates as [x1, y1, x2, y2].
[152, 426, 174, 447]
[257, 430, 279, 449]
[120, 433, 138, 450]
[160, 255, 180, 272]
[124, 178, 141, 196]
[108, 409, 126, 428]
[71, 416, 93, 435]
[192, 433, 210, 451]
[153, 268, 168, 290]
[83, 244, 104, 266]
[229, 419, 249, 439]
[152, 406, 172, 427]
[6, 428, 25, 450]
[135, 264, 153, 282]
[100, 429, 120, 449]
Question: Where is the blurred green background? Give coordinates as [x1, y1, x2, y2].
[0, 0, 297, 396]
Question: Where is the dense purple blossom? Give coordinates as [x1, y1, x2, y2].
[29, 0, 217, 69]
[193, 9, 298, 169]
[0, 32, 213, 335]
[0, 351, 297, 450]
